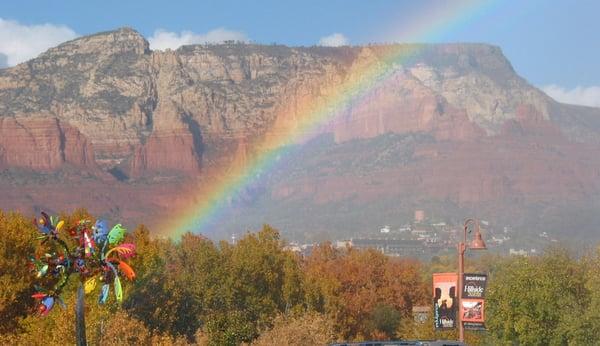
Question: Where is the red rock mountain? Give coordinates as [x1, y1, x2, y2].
[1, 28, 599, 240]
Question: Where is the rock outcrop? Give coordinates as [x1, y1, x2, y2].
[0, 116, 95, 170]
[130, 101, 202, 177]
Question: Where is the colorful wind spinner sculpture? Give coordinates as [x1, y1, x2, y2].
[30, 212, 136, 316]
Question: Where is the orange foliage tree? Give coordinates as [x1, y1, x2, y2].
[304, 243, 428, 340]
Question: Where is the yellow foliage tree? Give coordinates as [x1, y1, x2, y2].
[0, 211, 37, 334]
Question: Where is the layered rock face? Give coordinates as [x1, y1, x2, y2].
[129, 101, 202, 177]
[0, 117, 95, 170]
[1, 28, 600, 237]
[1, 29, 577, 177]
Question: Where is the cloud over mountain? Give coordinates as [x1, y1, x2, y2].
[542, 84, 600, 108]
[0, 18, 78, 66]
[318, 33, 349, 47]
[148, 28, 248, 50]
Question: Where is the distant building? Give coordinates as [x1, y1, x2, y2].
[414, 210, 425, 223]
[509, 248, 528, 256]
[283, 243, 302, 253]
[335, 240, 352, 249]
[411, 229, 434, 239]
[397, 225, 411, 233]
[411, 223, 437, 240]
[300, 244, 316, 257]
[491, 235, 510, 244]
[284, 243, 316, 257]
[350, 238, 424, 256]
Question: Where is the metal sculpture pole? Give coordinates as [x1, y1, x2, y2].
[76, 283, 87, 346]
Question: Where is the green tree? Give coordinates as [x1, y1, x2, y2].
[369, 303, 401, 339]
[207, 225, 306, 345]
[486, 248, 588, 345]
[170, 232, 223, 339]
[568, 246, 600, 344]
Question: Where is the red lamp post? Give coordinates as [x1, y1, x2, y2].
[457, 218, 487, 342]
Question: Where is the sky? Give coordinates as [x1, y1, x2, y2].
[1, 0, 599, 107]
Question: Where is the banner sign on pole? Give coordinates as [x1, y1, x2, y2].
[433, 273, 458, 329]
[462, 273, 487, 299]
[461, 299, 485, 330]
[462, 273, 487, 330]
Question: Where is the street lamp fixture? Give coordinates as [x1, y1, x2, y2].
[457, 218, 486, 342]
[469, 227, 487, 250]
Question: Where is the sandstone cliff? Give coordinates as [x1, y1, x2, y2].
[3, 28, 594, 177]
[1, 28, 600, 239]
[0, 116, 95, 170]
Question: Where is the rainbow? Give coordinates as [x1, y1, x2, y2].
[158, 0, 498, 238]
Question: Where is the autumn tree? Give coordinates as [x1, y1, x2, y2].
[0, 211, 39, 334]
[251, 311, 336, 346]
[304, 244, 427, 340]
